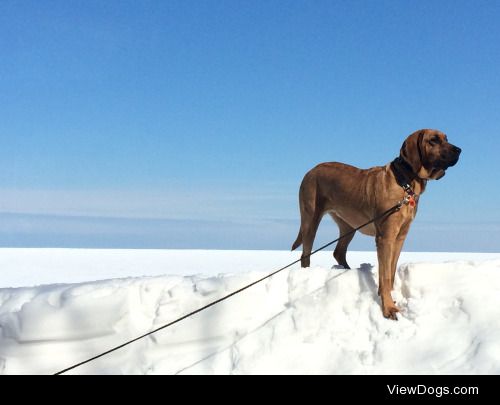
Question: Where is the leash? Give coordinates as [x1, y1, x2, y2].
[54, 198, 412, 375]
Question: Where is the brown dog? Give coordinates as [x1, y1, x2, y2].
[291, 129, 461, 319]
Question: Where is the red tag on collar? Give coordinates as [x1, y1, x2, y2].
[408, 196, 416, 207]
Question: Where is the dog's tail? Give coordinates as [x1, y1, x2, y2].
[291, 230, 302, 251]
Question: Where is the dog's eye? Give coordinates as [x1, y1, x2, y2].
[428, 137, 441, 146]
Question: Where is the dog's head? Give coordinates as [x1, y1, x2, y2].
[400, 129, 461, 180]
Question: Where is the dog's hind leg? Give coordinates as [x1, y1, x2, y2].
[300, 210, 322, 268]
[330, 213, 355, 269]
[295, 176, 323, 268]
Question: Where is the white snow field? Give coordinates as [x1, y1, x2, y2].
[1, 249, 500, 375]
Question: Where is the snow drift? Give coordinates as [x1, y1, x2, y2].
[0, 251, 499, 374]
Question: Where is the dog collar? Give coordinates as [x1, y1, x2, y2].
[401, 183, 418, 207]
[391, 157, 417, 184]
[390, 158, 419, 208]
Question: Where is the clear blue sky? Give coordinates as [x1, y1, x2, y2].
[1, 0, 499, 251]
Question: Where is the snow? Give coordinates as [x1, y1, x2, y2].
[0, 249, 500, 375]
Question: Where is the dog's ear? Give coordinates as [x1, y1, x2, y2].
[400, 130, 425, 174]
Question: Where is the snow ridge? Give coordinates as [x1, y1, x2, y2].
[1, 258, 500, 374]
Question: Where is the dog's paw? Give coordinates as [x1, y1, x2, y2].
[383, 304, 400, 321]
[359, 263, 373, 271]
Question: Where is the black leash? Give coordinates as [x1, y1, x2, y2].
[54, 201, 405, 375]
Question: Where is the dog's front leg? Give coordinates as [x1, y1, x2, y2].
[391, 223, 411, 289]
[376, 233, 400, 320]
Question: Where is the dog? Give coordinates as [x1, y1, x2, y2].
[291, 129, 461, 319]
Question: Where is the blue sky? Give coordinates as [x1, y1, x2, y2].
[1, 0, 499, 251]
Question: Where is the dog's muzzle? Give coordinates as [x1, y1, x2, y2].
[442, 145, 461, 169]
